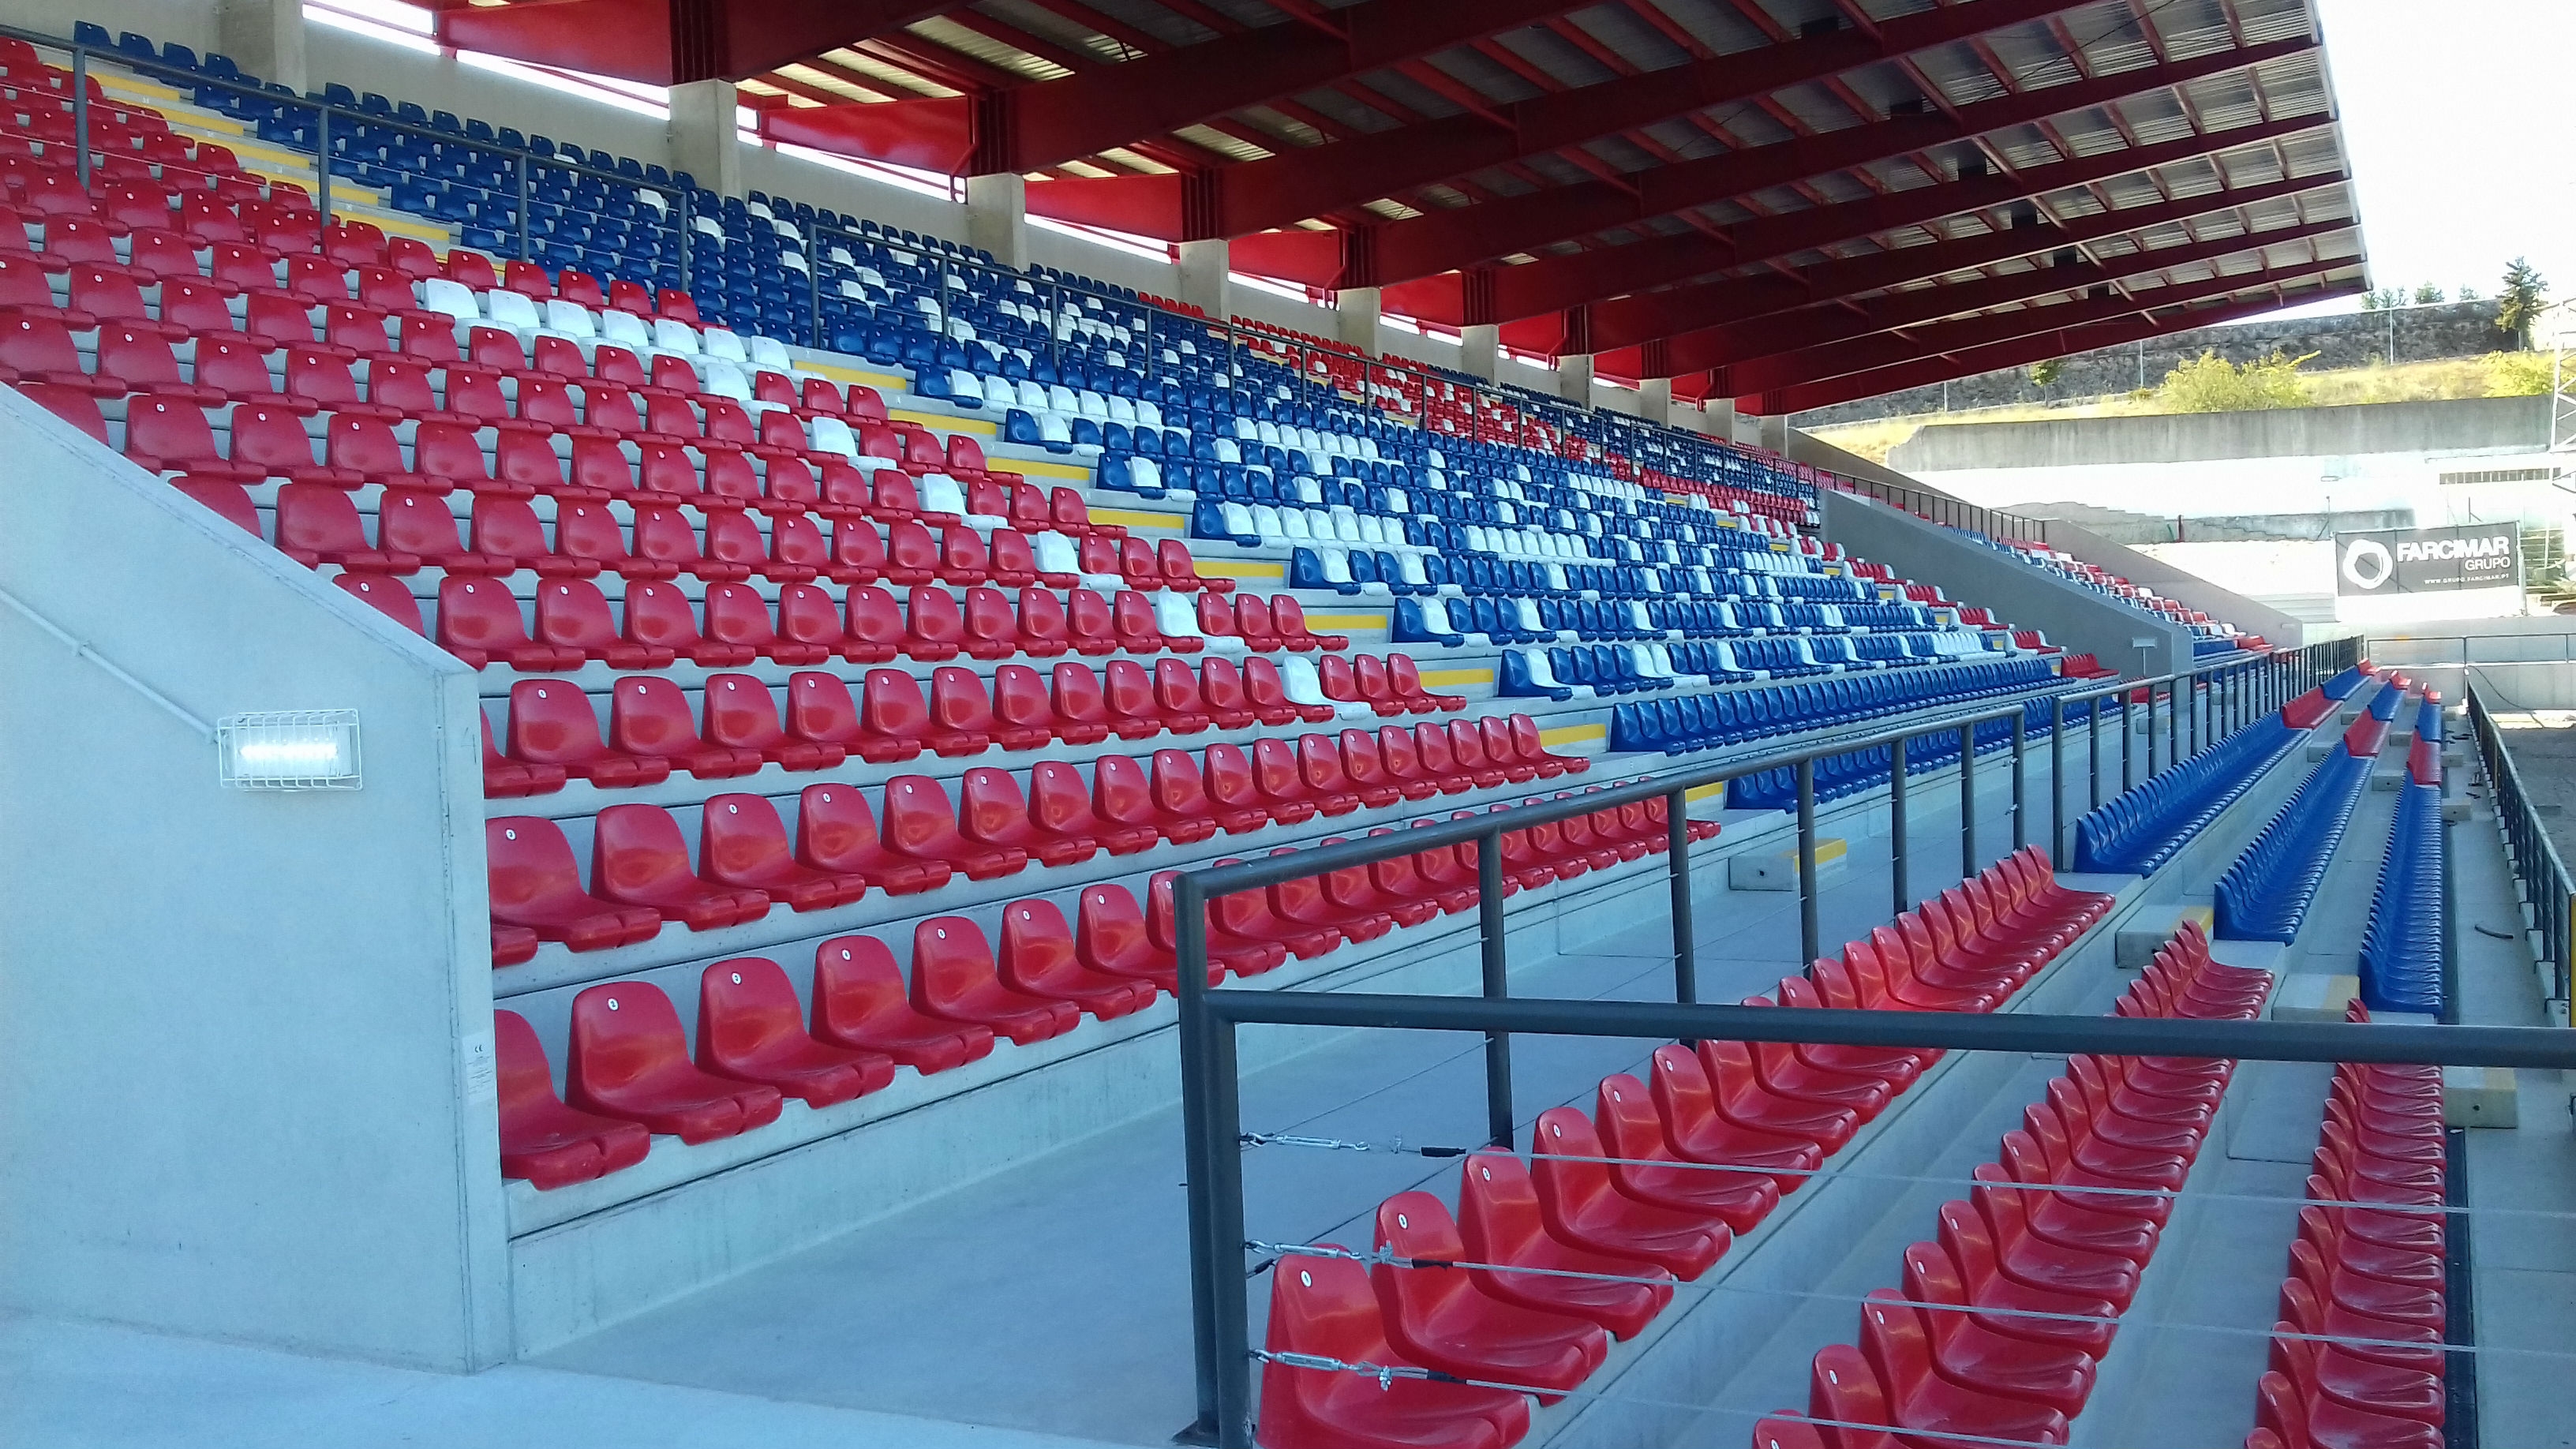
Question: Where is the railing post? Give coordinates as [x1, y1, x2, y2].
[71, 44, 89, 191]
[2121, 688, 2134, 788]
[515, 154, 533, 262]
[2011, 710, 2027, 852]
[1959, 720, 1977, 878]
[1796, 759, 1820, 965]
[2088, 690, 2102, 810]
[1173, 874, 1223, 1444]
[1889, 733, 1910, 915]
[314, 104, 332, 224]
[1204, 1011, 1252, 1449]
[2169, 677, 2182, 768]
[1666, 788, 1697, 1006]
[1478, 828, 1514, 1148]
[2050, 696, 2067, 869]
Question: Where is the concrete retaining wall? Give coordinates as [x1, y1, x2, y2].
[1890, 396, 2552, 472]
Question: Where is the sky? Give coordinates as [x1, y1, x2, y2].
[2269, 0, 2576, 320]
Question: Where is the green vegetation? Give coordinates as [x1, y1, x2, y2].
[2499, 257, 2548, 349]
[2154, 348, 2317, 412]
[2026, 357, 2065, 388]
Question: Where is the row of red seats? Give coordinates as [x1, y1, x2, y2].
[2247, 1002, 2447, 1449]
[1257, 847, 2116, 1448]
[495, 792, 1683, 1187]
[481, 660, 1460, 792]
[1752, 923, 2272, 1447]
[324, 569, 1341, 677]
[487, 716, 1586, 958]
[198, 481, 1196, 598]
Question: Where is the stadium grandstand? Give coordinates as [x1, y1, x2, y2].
[1, 4, 2563, 1448]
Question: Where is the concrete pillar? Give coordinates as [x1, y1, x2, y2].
[1556, 352, 1593, 405]
[1333, 286, 1380, 355]
[668, 79, 743, 197]
[963, 173, 1028, 268]
[1637, 377, 1672, 425]
[1758, 412, 1789, 454]
[215, 0, 305, 92]
[1458, 324, 1498, 381]
[1176, 238, 1230, 320]
[1701, 395, 1739, 441]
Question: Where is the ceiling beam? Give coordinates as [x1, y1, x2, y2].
[1716, 259, 2350, 396]
[1605, 219, 2353, 377]
[1574, 169, 2351, 354]
[759, 0, 1607, 175]
[1737, 283, 2363, 414]
[1381, 110, 2331, 327]
[433, 0, 956, 86]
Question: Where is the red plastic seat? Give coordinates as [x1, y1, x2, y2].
[270, 481, 413, 571]
[1593, 1070, 1781, 1230]
[481, 710, 567, 797]
[1921, 1217, 2117, 1357]
[621, 578, 754, 665]
[533, 578, 674, 668]
[707, 581, 827, 665]
[590, 802, 772, 930]
[1254, 736, 1338, 820]
[1097, 752, 1212, 845]
[1115, 589, 1188, 652]
[1372, 1191, 1610, 1398]
[1455, 1150, 1672, 1340]
[1148, 871, 1291, 976]
[705, 672, 841, 771]
[1074, 882, 1216, 994]
[884, 775, 1026, 879]
[486, 816, 661, 951]
[998, 899, 1157, 1020]
[506, 679, 669, 786]
[1065, 587, 1119, 657]
[699, 792, 865, 909]
[495, 1009, 650, 1189]
[567, 980, 783, 1143]
[900, 584, 967, 661]
[610, 675, 762, 779]
[865, 668, 987, 758]
[991, 662, 1091, 746]
[960, 766, 1097, 867]
[840, 586, 905, 663]
[911, 915, 1077, 1044]
[1257, 1250, 1531, 1449]
[1202, 744, 1275, 834]
[1266, 845, 1394, 942]
[697, 957, 893, 1106]
[1031, 759, 1159, 855]
[1530, 1107, 1728, 1279]
[438, 577, 586, 671]
[793, 782, 950, 896]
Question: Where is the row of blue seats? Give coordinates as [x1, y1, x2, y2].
[1608, 657, 2058, 754]
[2211, 748, 2373, 942]
[1508, 645, 1680, 697]
[2070, 713, 2303, 875]
[2360, 783, 2446, 1016]
[1726, 713, 2028, 811]
[2368, 680, 2403, 722]
[1395, 596, 1557, 648]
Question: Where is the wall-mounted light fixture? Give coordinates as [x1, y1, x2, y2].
[217, 710, 362, 790]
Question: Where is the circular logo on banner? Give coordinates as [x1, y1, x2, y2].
[2342, 537, 2394, 590]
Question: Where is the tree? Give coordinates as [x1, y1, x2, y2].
[2027, 357, 2065, 388]
[2458, 285, 2482, 302]
[2413, 283, 2446, 304]
[2157, 348, 2317, 412]
[2499, 257, 2548, 348]
[2361, 289, 2384, 311]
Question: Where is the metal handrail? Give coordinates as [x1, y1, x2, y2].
[1822, 473, 2046, 544]
[2466, 684, 2574, 1002]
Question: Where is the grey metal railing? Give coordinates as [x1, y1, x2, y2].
[2466, 684, 2574, 1002]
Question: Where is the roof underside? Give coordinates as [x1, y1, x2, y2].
[424, 0, 2368, 410]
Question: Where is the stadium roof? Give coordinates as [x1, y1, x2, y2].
[425, 0, 2368, 413]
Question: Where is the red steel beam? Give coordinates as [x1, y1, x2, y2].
[1385, 111, 2331, 327]
[1578, 170, 2349, 354]
[1738, 283, 2363, 413]
[1021, 0, 2126, 238]
[1716, 260, 2349, 396]
[760, 0, 1607, 176]
[434, 0, 954, 86]
[1606, 219, 2353, 377]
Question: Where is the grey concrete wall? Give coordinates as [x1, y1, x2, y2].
[2032, 517, 2317, 649]
[1890, 396, 2552, 472]
[1820, 489, 2192, 677]
[0, 391, 509, 1368]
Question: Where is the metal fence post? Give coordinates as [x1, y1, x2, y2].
[2168, 677, 2181, 769]
[2050, 697, 2066, 868]
[2121, 688, 2134, 788]
[1204, 1012, 1252, 1449]
[2010, 711, 2027, 851]
[1959, 720, 1977, 878]
[2089, 691, 2102, 811]
[1666, 788, 1697, 1005]
[515, 154, 533, 263]
[1172, 874, 1222, 1444]
[1797, 759, 1820, 964]
[314, 104, 331, 223]
[1478, 829, 1514, 1148]
[70, 45, 89, 190]
[1889, 734, 1910, 915]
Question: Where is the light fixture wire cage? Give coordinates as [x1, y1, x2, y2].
[215, 710, 363, 791]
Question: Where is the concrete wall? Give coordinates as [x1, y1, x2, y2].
[1794, 300, 2519, 427]
[2032, 517, 2319, 650]
[1820, 489, 2193, 677]
[0, 389, 508, 1368]
[1890, 396, 2553, 472]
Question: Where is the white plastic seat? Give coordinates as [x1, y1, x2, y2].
[483, 289, 542, 331]
[703, 328, 749, 364]
[944, 369, 986, 406]
[808, 415, 860, 459]
[419, 278, 478, 323]
[651, 318, 702, 355]
[598, 309, 653, 350]
[1219, 501, 1259, 537]
[1038, 412, 1073, 447]
[700, 358, 754, 404]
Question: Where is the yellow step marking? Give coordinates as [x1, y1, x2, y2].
[1685, 782, 1726, 803]
[1418, 667, 1493, 687]
[1088, 507, 1185, 533]
[1301, 613, 1383, 630]
[983, 456, 1091, 481]
[1541, 723, 1606, 747]
[1195, 560, 1286, 580]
